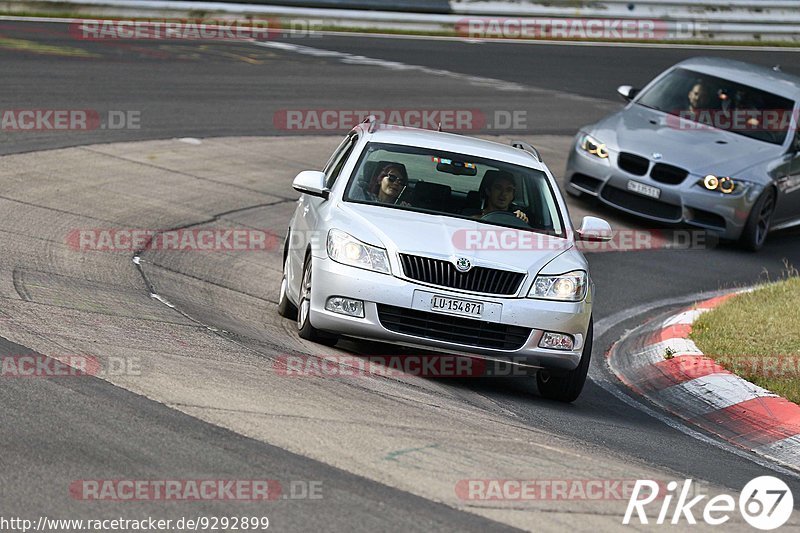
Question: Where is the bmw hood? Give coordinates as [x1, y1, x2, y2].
[333, 202, 576, 277]
[588, 104, 783, 178]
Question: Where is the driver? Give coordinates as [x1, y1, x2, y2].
[473, 170, 529, 223]
[685, 80, 712, 120]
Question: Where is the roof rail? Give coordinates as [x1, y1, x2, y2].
[361, 115, 380, 133]
[511, 140, 542, 162]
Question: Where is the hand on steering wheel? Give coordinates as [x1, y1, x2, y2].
[479, 209, 530, 229]
[512, 210, 528, 223]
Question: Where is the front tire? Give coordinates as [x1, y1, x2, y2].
[277, 254, 297, 319]
[297, 256, 339, 346]
[740, 187, 776, 252]
[537, 318, 593, 403]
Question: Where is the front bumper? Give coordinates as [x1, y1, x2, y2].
[565, 139, 761, 241]
[308, 256, 592, 371]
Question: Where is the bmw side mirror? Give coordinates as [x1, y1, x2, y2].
[576, 216, 613, 242]
[292, 171, 329, 199]
[617, 85, 639, 102]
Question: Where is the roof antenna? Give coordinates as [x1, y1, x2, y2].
[437, 122, 442, 132]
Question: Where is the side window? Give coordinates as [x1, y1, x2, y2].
[325, 135, 357, 189]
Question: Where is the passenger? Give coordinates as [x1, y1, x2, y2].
[365, 163, 411, 206]
[473, 170, 528, 223]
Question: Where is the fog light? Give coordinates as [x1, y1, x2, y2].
[539, 332, 575, 351]
[325, 297, 364, 318]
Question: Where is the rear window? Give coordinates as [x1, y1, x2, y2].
[343, 142, 564, 237]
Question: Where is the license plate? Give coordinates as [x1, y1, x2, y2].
[627, 180, 661, 199]
[430, 296, 484, 318]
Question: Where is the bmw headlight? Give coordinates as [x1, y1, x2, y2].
[579, 134, 609, 159]
[327, 229, 390, 274]
[698, 175, 748, 195]
[529, 270, 588, 302]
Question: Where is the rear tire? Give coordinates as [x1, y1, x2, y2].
[740, 187, 776, 252]
[297, 256, 339, 346]
[537, 318, 593, 403]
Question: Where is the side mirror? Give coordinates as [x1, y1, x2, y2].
[576, 216, 613, 242]
[617, 85, 639, 102]
[793, 130, 800, 152]
[292, 171, 329, 199]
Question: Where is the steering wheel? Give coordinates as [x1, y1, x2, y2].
[480, 210, 530, 229]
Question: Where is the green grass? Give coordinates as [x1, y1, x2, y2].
[690, 276, 800, 403]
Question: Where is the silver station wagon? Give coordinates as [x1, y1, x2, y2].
[278, 118, 612, 402]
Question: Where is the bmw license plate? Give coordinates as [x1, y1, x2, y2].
[430, 295, 484, 318]
[627, 180, 661, 199]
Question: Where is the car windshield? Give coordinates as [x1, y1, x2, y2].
[343, 142, 565, 237]
[636, 67, 795, 145]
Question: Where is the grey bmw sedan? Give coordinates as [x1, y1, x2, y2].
[566, 57, 800, 251]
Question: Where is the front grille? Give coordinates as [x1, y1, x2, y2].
[377, 305, 531, 351]
[617, 152, 650, 176]
[399, 254, 524, 296]
[601, 186, 682, 221]
[650, 163, 689, 185]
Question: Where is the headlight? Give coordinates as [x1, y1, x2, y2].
[698, 175, 743, 194]
[327, 229, 390, 274]
[529, 270, 588, 301]
[579, 134, 609, 159]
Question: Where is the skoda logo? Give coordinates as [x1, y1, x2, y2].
[455, 257, 472, 272]
[652, 152, 663, 160]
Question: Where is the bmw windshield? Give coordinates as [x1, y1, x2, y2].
[343, 142, 565, 237]
[635, 67, 795, 145]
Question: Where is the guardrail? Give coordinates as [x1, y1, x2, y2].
[208, 0, 451, 13]
[452, 0, 800, 24]
[17, 0, 800, 42]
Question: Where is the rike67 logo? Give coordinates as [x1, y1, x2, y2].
[624, 476, 793, 529]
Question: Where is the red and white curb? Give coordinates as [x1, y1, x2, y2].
[608, 292, 800, 470]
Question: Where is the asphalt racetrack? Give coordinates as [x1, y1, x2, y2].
[1, 20, 800, 531]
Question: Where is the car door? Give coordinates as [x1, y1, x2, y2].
[773, 130, 800, 225]
[287, 133, 359, 297]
